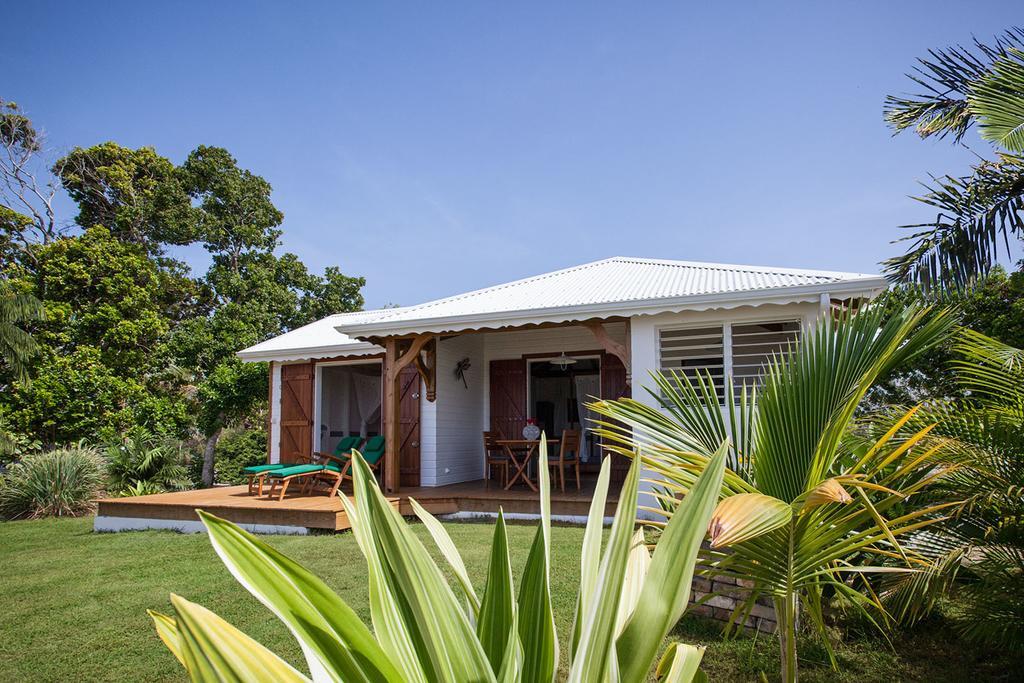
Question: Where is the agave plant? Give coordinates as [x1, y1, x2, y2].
[590, 303, 961, 682]
[149, 435, 750, 682]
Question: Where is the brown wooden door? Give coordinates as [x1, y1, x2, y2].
[490, 359, 527, 440]
[279, 362, 314, 464]
[601, 353, 632, 481]
[399, 366, 421, 487]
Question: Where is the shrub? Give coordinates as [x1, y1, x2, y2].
[0, 445, 104, 519]
[187, 428, 266, 486]
[105, 429, 190, 495]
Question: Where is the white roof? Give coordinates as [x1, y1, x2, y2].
[238, 257, 886, 361]
[236, 310, 385, 363]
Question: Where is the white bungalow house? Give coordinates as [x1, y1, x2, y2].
[238, 256, 886, 498]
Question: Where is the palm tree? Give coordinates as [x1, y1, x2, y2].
[590, 302, 959, 682]
[0, 286, 42, 383]
[884, 28, 1024, 291]
[875, 330, 1024, 648]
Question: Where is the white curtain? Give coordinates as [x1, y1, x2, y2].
[574, 374, 600, 462]
[352, 373, 382, 437]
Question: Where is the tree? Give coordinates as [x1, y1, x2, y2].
[170, 146, 365, 486]
[590, 303, 959, 682]
[18, 225, 201, 376]
[55, 142, 196, 251]
[884, 29, 1024, 290]
[0, 285, 42, 385]
[866, 266, 1024, 407]
[0, 99, 61, 254]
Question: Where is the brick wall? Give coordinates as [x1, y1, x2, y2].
[688, 573, 777, 634]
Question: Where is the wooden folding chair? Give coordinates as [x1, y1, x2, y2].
[548, 429, 581, 492]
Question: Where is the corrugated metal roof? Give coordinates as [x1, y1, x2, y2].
[336, 257, 885, 336]
[238, 257, 886, 361]
[236, 310, 385, 362]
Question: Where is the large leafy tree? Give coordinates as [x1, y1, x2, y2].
[1, 102, 366, 464]
[170, 146, 365, 486]
[591, 303, 959, 682]
[884, 29, 1024, 290]
[56, 142, 197, 251]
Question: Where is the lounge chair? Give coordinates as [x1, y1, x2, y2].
[265, 436, 386, 501]
[245, 436, 361, 495]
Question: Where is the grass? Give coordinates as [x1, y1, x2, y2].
[0, 516, 1020, 682]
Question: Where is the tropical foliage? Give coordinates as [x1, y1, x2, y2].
[0, 444, 104, 519]
[149, 437, 754, 682]
[884, 28, 1024, 291]
[104, 429, 190, 495]
[590, 302, 959, 682]
[873, 330, 1024, 649]
[0, 100, 365, 480]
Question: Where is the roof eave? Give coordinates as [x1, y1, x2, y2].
[336, 276, 888, 339]
[236, 341, 382, 364]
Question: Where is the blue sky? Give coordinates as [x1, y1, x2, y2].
[7, 2, 1021, 308]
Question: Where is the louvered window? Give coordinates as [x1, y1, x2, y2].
[658, 326, 726, 400]
[730, 320, 801, 392]
[658, 319, 801, 404]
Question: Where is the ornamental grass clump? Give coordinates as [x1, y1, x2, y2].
[149, 435, 763, 682]
[0, 445, 104, 519]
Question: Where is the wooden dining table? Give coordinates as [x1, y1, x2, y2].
[495, 438, 559, 491]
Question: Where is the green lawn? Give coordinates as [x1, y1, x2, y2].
[0, 516, 1019, 682]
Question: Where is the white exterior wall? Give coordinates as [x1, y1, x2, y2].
[420, 334, 485, 486]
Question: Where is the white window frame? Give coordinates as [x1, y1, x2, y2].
[656, 317, 801, 404]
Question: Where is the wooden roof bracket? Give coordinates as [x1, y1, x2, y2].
[584, 319, 631, 385]
[413, 335, 438, 402]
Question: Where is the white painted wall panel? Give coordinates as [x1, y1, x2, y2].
[423, 334, 485, 486]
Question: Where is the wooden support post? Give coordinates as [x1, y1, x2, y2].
[584, 320, 632, 385]
[382, 333, 435, 493]
[383, 337, 400, 493]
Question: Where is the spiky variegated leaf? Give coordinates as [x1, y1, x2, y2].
[614, 441, 729, 683]
[169, 594, 310, 682]
[197, 509, 399, 682]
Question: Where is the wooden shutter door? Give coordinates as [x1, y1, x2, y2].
[399, 366, 421, 487]
[279, 362, 314, 464]
[601, 353, 632, 482]
[489, 359, 527, 440]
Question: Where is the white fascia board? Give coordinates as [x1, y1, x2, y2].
[335, 277, 887, 339]
[236, 342, 382, 364]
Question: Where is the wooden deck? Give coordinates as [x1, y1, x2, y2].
[95, 477, 619, 532]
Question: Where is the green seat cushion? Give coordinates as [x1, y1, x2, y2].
[265, 464, 324, 478]
[333, 436, 361, 455]
[243, 464, 285, 474]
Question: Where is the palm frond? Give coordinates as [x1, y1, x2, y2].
[882, 154, 1024, 290]
[971, 47, 1024, 152]
[885, 28, 1024, 142]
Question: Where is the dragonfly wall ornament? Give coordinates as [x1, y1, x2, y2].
[454, 357, 471, 389]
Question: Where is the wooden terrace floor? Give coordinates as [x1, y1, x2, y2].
[95, 477, 619, 532]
